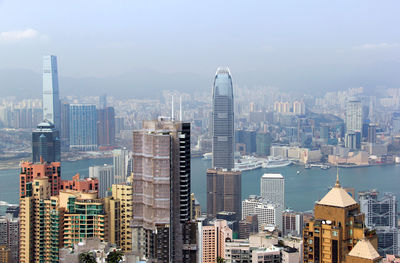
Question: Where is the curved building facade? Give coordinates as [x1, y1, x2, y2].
[212, 67, 234, 170]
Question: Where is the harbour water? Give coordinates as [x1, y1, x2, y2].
[1, 157, 400, 215]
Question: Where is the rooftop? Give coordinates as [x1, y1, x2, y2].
[262, 173, 283, 179]
[348, 238, 381, 260]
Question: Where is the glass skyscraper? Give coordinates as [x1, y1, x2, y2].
[69, 104, 97, 151]
[32, 120, 61, 163]
[42, 55, 61, 130]
[212, 67, 234, 170]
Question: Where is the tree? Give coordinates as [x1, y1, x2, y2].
[79, 252, 96, 263]
[217, 257, 225, 263]
[106, 249, 124, 263]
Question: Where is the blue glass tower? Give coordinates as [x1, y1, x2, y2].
[42, 55, 61, 130]
[69, 104, 97, 151]
[212, 67, 234, 170]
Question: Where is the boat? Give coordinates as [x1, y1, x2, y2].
[234, 156, 263, 171]
[304, 163, 311, 169]
[296, 171, 300, 174]
[262, 157, 292, 168]
[202, 153, 212, 160]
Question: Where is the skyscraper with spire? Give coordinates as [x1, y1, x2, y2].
[42, 55, 61, 130]
[211, 67, 234, 170]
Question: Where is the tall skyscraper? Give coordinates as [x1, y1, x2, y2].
[69, 104, 97, 151]
[60, 102, 70, 147]
[212, 67, 234, 170]
[207, 169, 242, 221]
[359, 190, 398, 256]
[42, 55, 61, 130]
[32, 120, 61, 163]
[303, 175, 381, 263]
[131, 119, 195, 262]
[345, 97, 363, 135]
[97, 107, 115, 148]
[0, 214, 19, 263]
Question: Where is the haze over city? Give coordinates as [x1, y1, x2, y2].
[1, 0, 400, 98]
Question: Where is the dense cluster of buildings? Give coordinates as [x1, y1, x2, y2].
[1, 58, 400, 263]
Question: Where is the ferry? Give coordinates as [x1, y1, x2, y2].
[234, 156, 263, 171]
[261, 157, 292, 169]
[202, 153, 212, 160]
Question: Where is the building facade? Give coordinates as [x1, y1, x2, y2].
[131, 119, 195, 262]
[89, 164, 114, 198]
[207, 168, 242, 221]
[212, 67, 234, 170]
[42, 55, 61, 130]
[69, 104, 97, 151]
[345, 97, 363, 135]
[32, 120, 61, 163]
[201, 220, 232, 263]
[97, 107, 115, 148]
[0, 214, 19, 263]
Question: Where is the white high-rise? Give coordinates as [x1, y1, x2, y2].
[242, 196, 280, 231]
[42, 55, 61, 130]
[345, 97, 363, 134]
[260, 173, 285, 207]
[89, 164, 114, 198]
[112, 149, 132, 184]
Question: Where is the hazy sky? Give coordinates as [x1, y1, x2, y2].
[0, 0, 399, 94]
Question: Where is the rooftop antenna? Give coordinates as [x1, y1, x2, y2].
[179, 95, 182, 121]
[171, 95, 174, 121]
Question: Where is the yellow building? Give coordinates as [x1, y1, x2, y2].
[303, 174, 380, 263]
[105, 176, 133, 252]
[19, 178, 64, 263]
[0, 245, 10, 263]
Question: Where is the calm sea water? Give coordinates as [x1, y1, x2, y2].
[1, 157, 399, 215]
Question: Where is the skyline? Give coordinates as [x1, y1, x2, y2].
[0, 1, 400, 98]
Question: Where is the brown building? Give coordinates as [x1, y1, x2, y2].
[131, 119, 195, 262]
[207, 168, 242, 221]
[239, 215, 259, 239]
[303, 174, 380, 263]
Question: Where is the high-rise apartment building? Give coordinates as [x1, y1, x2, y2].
[19, 161, 61, 198]
[69, 104, 97, 151]
[0, 214, 19, 263]
[89, 164, 114, 198]
[97, 107, 115, 148]
[207, 168, 242, 221]
[106, 176, 134, 253]
[200, 220, 232, 263]
[345, 97, 363, 135]
[131, 119, 195, 262]
[60, 173, 98, 192]
[112, 149, 132, 184]
[42, 55, 61, 130]
[359, 190, 398, 256]
[212, 67, 234, 170]
[293, 101, 306, 115]
[303, 176, 381, 263]
[32, 120, 61, 163]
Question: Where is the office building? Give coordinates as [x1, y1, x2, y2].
[303, 175, 380, 263]
[42, 55, 61, 130]
[112, 149, 132, 184]
[200, 220, 232, 263]
[60, 102, 70, 147]
[359, 190, 398, 256]
[256, 132, 272, 156]
[235, 129, 256, 154]
[97, 107, 115, 148]
[19, 161, 61, 198]
[0, 214, 19, 263]
[106, 176, 133, 253]
[260, 173, 285, 207]
[89, 164, 114, 198]
[368, 124, 377, 144]
[345, 97, 363, 135]
[32, 120, 61, 163]
[238, 215, 259, 239]
[212, 67, 234, 170]
[345, 130, 361, 150]
[131, 119, 195, 262]
[392, 112, 400, 135]
[69, 104, 97, 151]
[207, 168, 242, 221]
[282, 210, 303, 237]
[242, 196, 280, 231]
